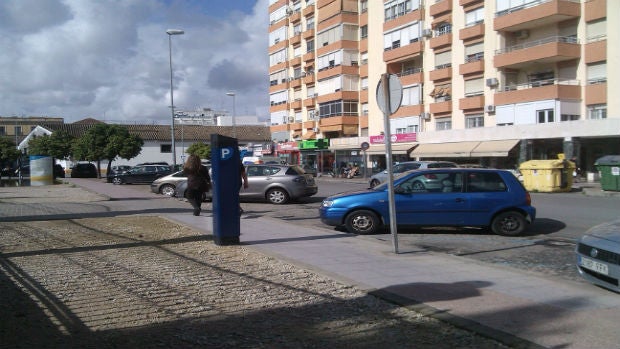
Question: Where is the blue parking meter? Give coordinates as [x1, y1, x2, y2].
[210, 134, 241, 245]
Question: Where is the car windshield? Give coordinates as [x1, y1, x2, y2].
[372, 171, 411, 190]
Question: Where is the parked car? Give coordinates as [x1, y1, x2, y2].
[151, 170, 188, 196]
[106, 165, 133, 182]
[174, 179, 211, 202]
[242, 164, 317, 204]
[369, 161, 459, 188]
[320, 168, 535, 236]
[576, 219, 620, 293]
[109, 164, 172, 184]
[71, 163, 98, 178]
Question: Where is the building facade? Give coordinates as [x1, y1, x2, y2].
[268, 0, 619, 176]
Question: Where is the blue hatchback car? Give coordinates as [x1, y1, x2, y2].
[320, 168, 536, 236]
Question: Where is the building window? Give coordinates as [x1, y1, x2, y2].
[465, 115, 484, 128]
[360, 25, 368, 39]
[588, 104, 607, 119]
[318, 100, 358, 118]
[360, 0, 368, 13]
[0, 126, 5, 136]
[434, 23, 452, 37]
[537, 109, 554, 123]
[561, 114, 580, 121]
[384, 0, 415, 21]
[14, 126, 22, 136]
[436, 119, 452, 131]
[306, 39, 314, 53]
[161, 144, 172, 153]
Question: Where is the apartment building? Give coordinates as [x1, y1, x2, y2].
[268, 0, 619, 175]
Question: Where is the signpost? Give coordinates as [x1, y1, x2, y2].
[376, 73, 403, 253]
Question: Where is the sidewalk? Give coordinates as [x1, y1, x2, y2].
[56, 178, 620, 349]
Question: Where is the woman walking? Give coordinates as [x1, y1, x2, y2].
[184, 154, 211, 216]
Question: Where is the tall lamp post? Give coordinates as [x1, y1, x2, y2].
[167, 28, 184, 167]
[226, 91, 236, 139]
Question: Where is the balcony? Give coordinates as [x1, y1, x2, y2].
[360, 88, 368, 103]
[289, 56, 302, 67]
[383, 40, 423, 64]
[316, 64, 359, 81]
[585, 38, 606, 64]
[289, 34, 302, 46]
[302, 28, 315, 40]
[397, 68, 423, 85]
[495, 79, 581, 105]
[319, 115, 359, 135]
[430, 0, 452, 17]
[304, 97, 316, 108]
[459, 57, 484, 76]
[316, 90, 358, 104]
[460, 0, 482, 5]
[585, 0, 605, 21]
[459, 94, 485, 110]
[269, 80, 288, 93]
[302, 73, 315, 85]
[429, 32, 452, 50]
[303, 52, 314, 62]
[494, 0, 580, 32]
[302, 4, 315, 17]
[585, 82, 607, 106]
[459, 22, 484, 41]
[430, 100, 452, 114]
[383, 8, 423, 33]
[494, 36, 580, 69]
[269, 102, 288, 113]
[290, 78, 302, 89]
[429, 65, 452, 82]
[289, 11, 301, 24]
[392, 104, 424, 119]
[270, 123, 290, 132]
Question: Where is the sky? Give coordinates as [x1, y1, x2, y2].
[0, 0, 270, 124]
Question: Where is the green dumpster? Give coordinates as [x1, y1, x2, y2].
[519, 158, 575, 193]
[595, 155, 620, 192]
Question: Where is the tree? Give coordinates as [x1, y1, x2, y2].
[73, 124, 143, 178]
[0, 138, 21, 171]
[27, 130, 74, 159]
[185, 142, 211, 160]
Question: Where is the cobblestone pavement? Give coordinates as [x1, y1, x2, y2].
[0, 184, 511, 348]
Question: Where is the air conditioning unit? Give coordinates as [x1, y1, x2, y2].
[485, 105, 495, 113]
[513, 30, 529, 39]
[422, 29, 432, 38]
[288, 116, 295, 123]
[486, 78, 499, 87]
[420, 112, 431, 120]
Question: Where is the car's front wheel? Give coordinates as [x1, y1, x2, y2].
[160, 184, 175, 197]
[266, 188, 289, 204]
[345, 210, 381, 235]
[491, 211, 527, 236]
[112, 177, 123, 185]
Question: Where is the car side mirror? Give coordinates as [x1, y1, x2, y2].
[394, 186, 406, 194]
[383, 170, 388, 174]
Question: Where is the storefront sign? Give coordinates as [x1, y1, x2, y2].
[369, 133, 417, 144]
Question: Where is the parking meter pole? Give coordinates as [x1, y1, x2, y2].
[210, 134, 241, 245]
[380, 73, 399, 254]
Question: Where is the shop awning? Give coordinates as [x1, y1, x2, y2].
[366, 143, 417, 155]
[291, 131, 302, 139]
[321, 125, 342, 132]
[470, 139, 520, 157]
[410, 141, 480, 158]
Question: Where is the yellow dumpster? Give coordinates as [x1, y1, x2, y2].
[519, 159, 575, 192]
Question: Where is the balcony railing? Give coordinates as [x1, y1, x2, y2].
[586, 34, 607, 44]
[495, 35, 578, 55]
[397, 67, 423, 77]
[499, 78, 579, 92]
[495, 0, 580, 17]
[464, 52, 484, 63]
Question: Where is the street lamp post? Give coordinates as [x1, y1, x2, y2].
[226, 91, 236, 139]
[167, 28, 184, 168]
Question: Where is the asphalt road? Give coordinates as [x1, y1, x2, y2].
[114, 177, 620, 285]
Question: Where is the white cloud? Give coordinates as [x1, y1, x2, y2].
[0, 0, 269, 123]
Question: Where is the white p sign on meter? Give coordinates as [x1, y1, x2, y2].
[221, 147, 234, 160]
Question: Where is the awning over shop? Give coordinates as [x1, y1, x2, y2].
[291, 131, 302, 139]
[410, 141, 480, 158]
[470, 139, 520, 157]
[367, 143, 417, 155]
[321, 125, 342, 132]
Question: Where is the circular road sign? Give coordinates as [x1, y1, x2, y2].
[376, 74, 403, 115]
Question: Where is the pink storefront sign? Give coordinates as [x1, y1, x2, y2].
[369, 133, 417, 144]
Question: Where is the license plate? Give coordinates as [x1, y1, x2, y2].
[579, 256, 609, 275]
